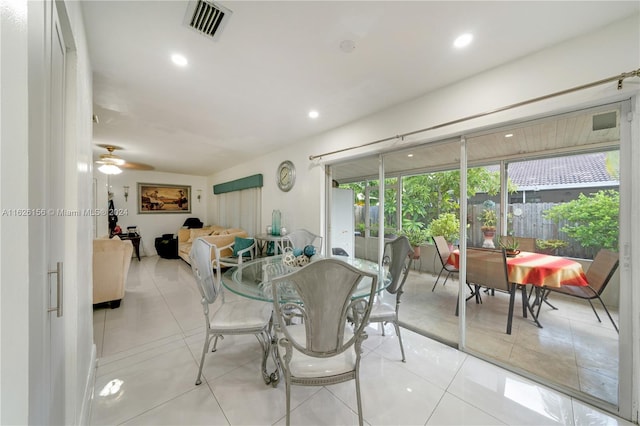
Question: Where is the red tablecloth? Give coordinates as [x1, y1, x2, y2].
[448, 250, 588, 288]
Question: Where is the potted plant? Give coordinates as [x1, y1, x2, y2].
[398, 227, 430, 259]
[478, 208, 497, 248]
[427, 213, 460, 246]
[498, 236, 520, 257]
[536, 239, 568, 255]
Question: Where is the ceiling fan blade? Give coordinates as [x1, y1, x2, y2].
[120, 161, 154, 171]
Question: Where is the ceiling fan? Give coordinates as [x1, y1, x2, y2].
[95, 144, 154, 174]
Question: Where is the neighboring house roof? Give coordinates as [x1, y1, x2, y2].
[489, 153, 619, 191]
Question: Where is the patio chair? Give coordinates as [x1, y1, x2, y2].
[541, 249, 619, 333]
[464, 248, 520, 335]
[432, 236, 458, 291]
[189, 237, 272, 386]
[285, 228, 323, 253]
[269, 258, 378, 426]
[500, 235, 536, 252]
[366, 236, 413, 362]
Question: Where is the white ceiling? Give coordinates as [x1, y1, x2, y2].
[83, 1, 639, 176]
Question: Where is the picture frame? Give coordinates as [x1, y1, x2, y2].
[137, 183, 191, 214]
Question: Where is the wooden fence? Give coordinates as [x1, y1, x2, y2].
[355, 202, 608, 259]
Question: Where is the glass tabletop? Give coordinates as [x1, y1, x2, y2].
[222, 255, 390, 303]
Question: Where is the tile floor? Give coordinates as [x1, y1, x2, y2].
[90, 256, 631, 425]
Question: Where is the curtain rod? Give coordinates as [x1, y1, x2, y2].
[309, 68, 640, 161]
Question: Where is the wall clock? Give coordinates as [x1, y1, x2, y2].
[276, 160, 296, 192]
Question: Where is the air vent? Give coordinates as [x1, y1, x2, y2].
[184, 0, 232, 41]
[592, 111, 617, 131]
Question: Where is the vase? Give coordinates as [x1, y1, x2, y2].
[271, 210, 281, 235]
[482, 229, 496, 248]
[411, 246, 421, 259]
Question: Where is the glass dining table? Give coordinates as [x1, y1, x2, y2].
[221, 255, 390, 386]
[222, 254, 390, 303]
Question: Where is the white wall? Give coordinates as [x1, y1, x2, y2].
[95, 170, 208, 255]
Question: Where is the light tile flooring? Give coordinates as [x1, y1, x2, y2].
[90, 256, 630, 425]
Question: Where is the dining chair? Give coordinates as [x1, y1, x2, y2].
[269, 258, 378, 426]
[501, 236, 536, 252]
[189, 237, 273, 386]
[540, 249, 619, 332]
[285, 228, 323, 253]
[464, 248, 521, 335]
[432, 236, 459, 291]
[366, 236, 413, 362]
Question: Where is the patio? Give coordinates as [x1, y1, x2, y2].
[397, 266, 619, 406]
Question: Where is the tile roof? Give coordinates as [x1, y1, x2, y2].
[489, 153, 619, 189]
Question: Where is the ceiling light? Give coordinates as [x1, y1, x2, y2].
[171, 54, 188, 67]
[453, 33, 473, 48]
[505, 133, 514, 138]
[308, 110, 319, 119]
[339, 39, 355, 53]
[407, 154, 414, 157]
[98, 164, 123, 175]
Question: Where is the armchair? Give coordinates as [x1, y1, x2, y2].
[93, 236, 133, 308]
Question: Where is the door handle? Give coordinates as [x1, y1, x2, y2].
[48, 262, 63, 317]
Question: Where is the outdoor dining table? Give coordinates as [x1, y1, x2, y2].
[221, 254, 390, 385]
[448, 249, 589, 326]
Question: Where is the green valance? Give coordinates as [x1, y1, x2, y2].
[213, 174, 263, 194]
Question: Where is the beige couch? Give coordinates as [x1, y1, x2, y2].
[177, 226, 249, 264]
[93, 236, 133, 307]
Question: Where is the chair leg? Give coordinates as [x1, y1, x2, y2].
[393, 321, 406, 362]
[520, 285, 527, 318]
[595, 296, 619, 333]
[355, 374, 364, 426]
[433, 267, 445, 291]
[506, 284, 517, 335]
[587, 300, 603, 323]
[195, 333, 212, 385]
[285, 379, 292, 426]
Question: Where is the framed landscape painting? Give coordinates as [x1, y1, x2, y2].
[138, 183, 191, 214]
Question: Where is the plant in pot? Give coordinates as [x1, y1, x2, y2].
[478, 208, 497, 248]
[398, 227, 430, 259]
[498, 236, 520, 257]
[427, 213, 460, 249]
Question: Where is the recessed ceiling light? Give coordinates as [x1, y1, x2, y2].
[505, 133, 514, 138]
[339, 39, 356, 53]
[308, 110, 319, 119]
[453, 33, 473, 48]
[171, 53, 188, 67]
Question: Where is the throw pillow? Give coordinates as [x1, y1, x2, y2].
[232, 237, 254, 257]
[188, 228, 212, 243]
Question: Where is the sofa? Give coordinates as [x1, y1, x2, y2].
[177, 226, 249, 264]
[93, 236, 133, 307]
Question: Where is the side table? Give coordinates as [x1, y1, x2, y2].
[119, 234, 142, 261]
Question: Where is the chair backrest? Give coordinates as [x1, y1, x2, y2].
[270, 258, 377, 356]
[586, 249, 619, 295]
[432, 236, 451, 266]
[286, 229, 323, 252]
[466, 248, 510, 292]
[383, 236, 413, 294]
[190, 237, 220, 304]
[501, 236, 536, 252]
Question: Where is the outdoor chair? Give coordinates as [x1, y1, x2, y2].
[540, 249, 619, 333]
[432, 236, 458, 291]
[363, 236, 413, 362]
[269, 258, 378, 426]
[189, 237, 272, 386]
[462, 248, 526, 335]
